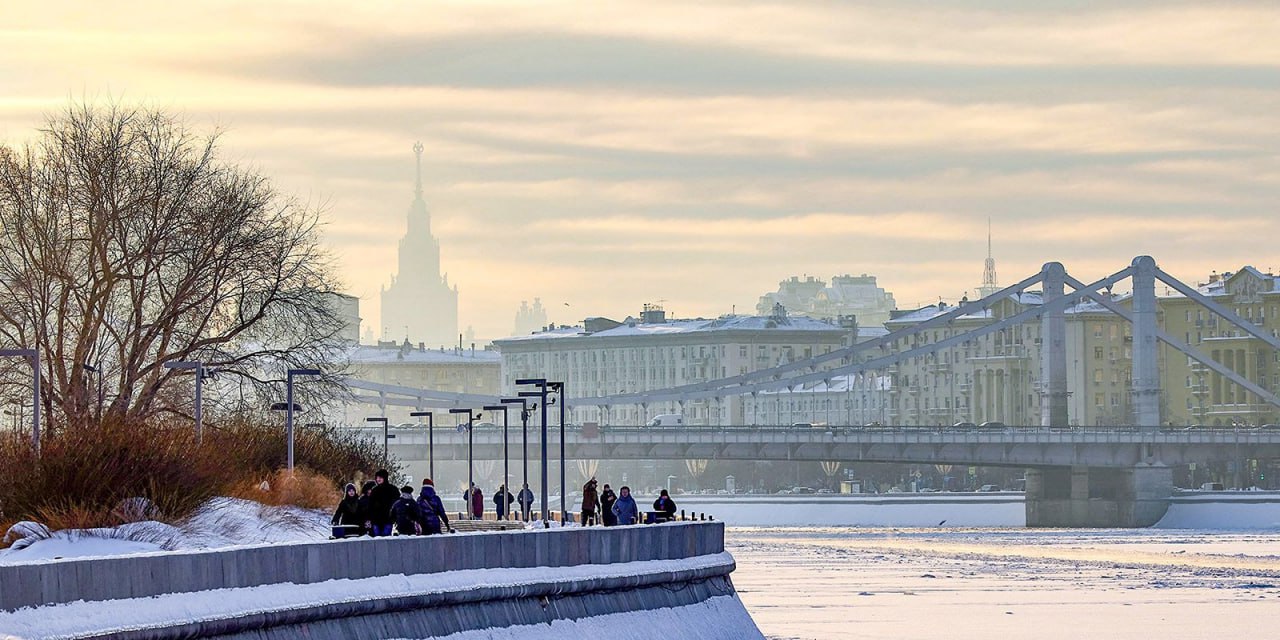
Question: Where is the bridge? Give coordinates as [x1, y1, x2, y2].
[343, 256, 1280, 527]
[357, 424, 1280, 528]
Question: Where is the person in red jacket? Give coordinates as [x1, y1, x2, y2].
[462, 483, 485, 519]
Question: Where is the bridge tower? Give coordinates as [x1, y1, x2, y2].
[1039, 262, 1068, 427]
[1131, 256, 1161, 428]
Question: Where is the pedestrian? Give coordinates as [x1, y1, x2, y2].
[653, 489, 678, 521]
[612, 485, 638, 525]
[369, 469, 399, 537]
[517, 483, 535, 521]
[357, 480, 376, 535]
[330, 483, 362, 538]
[462, 483, 485, 520]
[600, 483, 618, 527]
[580, 477, 599, 526]
[493, 484, 515, 520]
[417, 478, 452, 535]
[391, 485, 423, 535]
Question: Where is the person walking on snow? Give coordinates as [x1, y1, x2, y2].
[331, 483, 362, 537]
[612, 486, 639, 526]
[599, 483, 618, 527]
[391, 485, 423, 535]
[580, 477, 599, 526]
[417, 478, 452, 534]
[517, 483, 535, 521]
[368, 470, 399, 536]
[493, 484, 515, 520]
[462, 483, 485, 520]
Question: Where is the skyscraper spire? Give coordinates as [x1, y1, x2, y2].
[978, 217, 999, 297]
[412, 141, 424, 200]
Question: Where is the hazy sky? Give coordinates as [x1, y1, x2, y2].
[2, 1, 1278, 341]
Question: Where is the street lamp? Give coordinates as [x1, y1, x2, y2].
[549, 381, 568, 523]
[501, 397, 534, 516]
[449, 408, 482, 519]
[410, 411, 434, 480]
[366, 416, 391, 460]
[0, 349, 40, 455]
[517, 378, 550, 523]
[483, 404, 511, 520]
[164, 361, 206, 443]
[285, 368, 321, 472]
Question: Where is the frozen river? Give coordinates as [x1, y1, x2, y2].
[729, 527, 1280, 640]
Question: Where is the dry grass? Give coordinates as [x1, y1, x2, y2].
[0, 414, 394, 540]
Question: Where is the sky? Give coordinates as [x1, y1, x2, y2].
[1, 1, 1278, 341]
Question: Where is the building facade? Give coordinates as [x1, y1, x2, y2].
[348, 340, 501, 424]
[379, 142, 459, 348]
[755, 274, 896, 327]
[494, 307, 864, 425]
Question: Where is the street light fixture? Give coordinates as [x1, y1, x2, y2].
[285, 368, 321, 472]
[483, 404, 511, 520]
[0, 349, 40, 455]
[366, 416, 391, 460]
[516, 378, 550, 523]
[449, 407, 482, 519]
[501, 397, 534, 517]
[164, 361, 206, 443]
[549, 381, 568, 523]
[409, 411, 434, 480]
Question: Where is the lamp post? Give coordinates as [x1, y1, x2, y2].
[164, 361, 206, 443]
[550, 381, 568, 523]
[449, 408, 481, 519]
[410, 411, 434, 480]
[517, 378, 550, 522]
[366, 416, 391, 460]
[285, 368, 321, 472]
[0, 349, 40, 455]
[483, 404, 511, 519]
[501, 397, 533, 511]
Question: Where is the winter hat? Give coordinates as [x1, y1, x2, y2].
[422, 478, 434, 487]
[345, 483, 357, 494]
[400, 485, 414, 497]
[375, 469, 390, 480]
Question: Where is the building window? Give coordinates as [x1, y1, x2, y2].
[1094, 369, 1104, 384]
[1094, 347, 1104, 359]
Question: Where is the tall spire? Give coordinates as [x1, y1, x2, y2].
[412, 141, 424, 199]
[979, 217, 999, 297]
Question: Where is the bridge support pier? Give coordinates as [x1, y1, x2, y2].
[1025, 463, 1172, 528]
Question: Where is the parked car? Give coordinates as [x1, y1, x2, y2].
[647, 414, 684, 427]
[953, 422, 977, 428]
[978, 484, 1001, 492]
[1200, 482, 1225, 491]
[791, 422, 813, 428]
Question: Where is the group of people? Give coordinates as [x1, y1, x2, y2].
[331, 470, 683, 536]
[579, 477, 678, 526]
[330, 469, 454, 537]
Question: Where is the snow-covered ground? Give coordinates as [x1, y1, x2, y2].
[0, 552, 747, 639]
[730, 526, 1280, 640]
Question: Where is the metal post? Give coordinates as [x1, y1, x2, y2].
[449, 408, 476, 519]
[410, 411, 433, 480]
[556, 382, 567, 523]
[540, 386, 548, 522]
[194, 366, 204, 444]
[503, 409, 510, 519]
[1040, 262, 1069, 427]
[1131, 256, 1161, 429]
[285, 368, 320, 472]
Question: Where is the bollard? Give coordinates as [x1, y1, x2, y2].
[680, 509, 686, 521]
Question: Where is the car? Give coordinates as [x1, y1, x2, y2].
[978, 484, 1001, 492]
[474, 421, 496, 428]
[953, 422, 977, 428]
[1200, 482, 1225, 491]
[791, 422, 813, 428]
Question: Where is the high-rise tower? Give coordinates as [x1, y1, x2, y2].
[977, 218, 999, 298]
[380, 142, 459, 346]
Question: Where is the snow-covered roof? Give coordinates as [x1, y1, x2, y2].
[349, 344, 501, 365]
[495, 314, 846, 344]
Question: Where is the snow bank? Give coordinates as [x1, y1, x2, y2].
[0, 552, 739, 639]
[1156, 493, 1280, 530]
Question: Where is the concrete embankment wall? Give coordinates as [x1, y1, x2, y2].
[1, 523, 756, 640]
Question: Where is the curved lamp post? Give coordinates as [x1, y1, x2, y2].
[410, 410, 434, 479]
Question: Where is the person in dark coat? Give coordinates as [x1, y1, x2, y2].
[517, 483, 535, 521]
[580, 477, 599, 525]
[417, 478, 451, 535]
[391, 486, 423, 535]
[493, 484, 515, 520]
[462, 483, 484, 520]
[612, 486, 638, 525]
[356, 480, 376, 534]
[368, 469, 399, 536]
[331, 483, 362, 537]
[599, 484, 618, 527]
[653, 489, 678, 521]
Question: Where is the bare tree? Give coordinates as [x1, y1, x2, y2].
[0, 101, 350, 428]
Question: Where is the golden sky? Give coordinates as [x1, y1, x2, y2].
[2, 1, 1278, 341]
